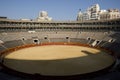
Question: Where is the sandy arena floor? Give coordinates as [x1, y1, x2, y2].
[3, 45, 115, 76]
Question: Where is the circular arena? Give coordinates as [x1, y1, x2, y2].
[0, 42, 115, 79]
[3, 44, 115, 75]
[0, 18, 120, 80]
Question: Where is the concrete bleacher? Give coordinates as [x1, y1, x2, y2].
[0, 31, 119, 49]
[105, 42, 120, 57]
[50, 38, 68, 43]
[0, 32, 21, 42]
[3, 40, 24, 48]
[70, 38, 88, 44]
[22, 39, 33, 44]
[0, 31, 119, 48]
[0, 46, 6, 52]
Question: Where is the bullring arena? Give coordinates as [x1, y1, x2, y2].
[0, 17, 120, 80]
[1, 43, 115, 75]
[0, 43, 115, 79]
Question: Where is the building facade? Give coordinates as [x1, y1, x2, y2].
[77, 4, 120, 21]
[99, 9, 120, 20]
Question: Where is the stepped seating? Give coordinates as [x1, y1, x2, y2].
[3, 40, 24, 48]
[0, 46, 5, 52]
[50, 38, 68, 43]
[70, 38, 88, 44]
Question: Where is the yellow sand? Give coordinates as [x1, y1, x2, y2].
[3, 45, 115, 76]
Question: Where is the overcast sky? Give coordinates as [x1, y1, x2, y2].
[0, 0, 120, 20]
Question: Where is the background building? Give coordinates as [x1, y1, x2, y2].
[77, 4, 120, 21]
[99, 9, 120, 20]
[37, 11, 52, 21]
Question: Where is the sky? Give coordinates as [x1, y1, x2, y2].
[0, 0, 120, 20]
